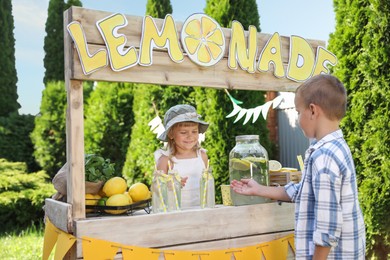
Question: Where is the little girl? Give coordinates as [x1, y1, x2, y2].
[154, 104, 209, 208]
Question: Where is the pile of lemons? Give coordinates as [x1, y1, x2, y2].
[85, 177, 151, 215]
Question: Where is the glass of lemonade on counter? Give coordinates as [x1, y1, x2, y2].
[229, 135, 271, 206]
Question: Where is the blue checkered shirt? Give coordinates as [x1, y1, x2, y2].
[285, 130, 366, 259]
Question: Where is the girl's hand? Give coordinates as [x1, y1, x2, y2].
[180, 176, 188, 187]
[230, 179, 261, 196]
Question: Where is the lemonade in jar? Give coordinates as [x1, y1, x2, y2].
[229, 135, 270, 206]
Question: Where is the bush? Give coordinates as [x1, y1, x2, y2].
[0, 159, 55, 233]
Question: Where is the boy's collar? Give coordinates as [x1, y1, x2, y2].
[309, 129, 343, 149]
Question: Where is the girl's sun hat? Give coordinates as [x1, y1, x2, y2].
[158, 104, 209, 142]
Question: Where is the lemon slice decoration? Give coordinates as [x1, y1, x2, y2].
[269, 160, 282, 172]
[181, 14, 225, 66]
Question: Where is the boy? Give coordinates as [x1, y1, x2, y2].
[231, 74, 366, 259]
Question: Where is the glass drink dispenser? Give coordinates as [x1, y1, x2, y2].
[229, 135, 270, 206]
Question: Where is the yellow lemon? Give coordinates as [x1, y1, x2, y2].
[85, 193, 97, 213]
[181, 14, 225, 66]
[128, 183, 150, 202]
[85, 193, 97, 205]
[269, 160, 282, 172]
[105, 194, 131, 215]
[124, 191, 132, 202]
[102, 177, 127, 197]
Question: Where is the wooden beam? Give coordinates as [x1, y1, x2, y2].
[44, 199, 73, 232]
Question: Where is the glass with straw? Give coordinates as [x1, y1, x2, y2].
[167, 161, 181, 212]
[151, 169, 168, 214]
[200, 161, 215, 209]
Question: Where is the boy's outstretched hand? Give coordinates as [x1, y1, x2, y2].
[230, 179, 261, 196]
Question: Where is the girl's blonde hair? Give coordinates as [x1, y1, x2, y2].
[166, 121, 201, 156]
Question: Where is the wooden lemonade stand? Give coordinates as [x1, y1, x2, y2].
[44, 6, 335, 259]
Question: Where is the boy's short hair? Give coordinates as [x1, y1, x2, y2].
[296, 74, 347, 120]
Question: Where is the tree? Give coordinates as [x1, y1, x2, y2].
[43, 0, 65, 84]
[31, 81, 67, 177]
[146, 0, 172, 18]
[328, 0, 390, 257]
[0, 0, 20, 116]
[204, 0, 260, 30]
[196, 0, 271, 202]
[43, 0, 82, 84]
[84, 82, 134, 174]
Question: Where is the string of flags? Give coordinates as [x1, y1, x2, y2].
[43, 217, 295, 260]
[225, 89, 284, 125]
[148, 90, 284, 138]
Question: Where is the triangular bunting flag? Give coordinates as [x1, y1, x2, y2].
[82, 236, 120, 260]
[164, 250, 199, 260]
[286, 234, 295, 253]
[121, 245, 160, 260]
[54, 232, 76, 260]
[42, 218, 59, 260]
[233, 245, 262, 260]
[260, 237, 288, 260]
[148, 116, 162, 130]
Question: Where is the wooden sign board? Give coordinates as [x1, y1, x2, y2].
[65, 7, 335, 92]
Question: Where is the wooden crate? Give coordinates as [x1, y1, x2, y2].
[270, 171, 302, 186]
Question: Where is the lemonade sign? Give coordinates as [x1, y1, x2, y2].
[67, 12, 337, 83]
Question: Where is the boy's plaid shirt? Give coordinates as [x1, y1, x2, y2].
[285, 130, 366, 259]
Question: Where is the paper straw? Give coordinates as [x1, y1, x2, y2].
[297, 155, 304, 172]
[156, 175, 167, 212]
[250, 163, 253, 179]
[202, 161, 210, 208]
[170, 174, 180, 210]
[202, 173, 208, 208]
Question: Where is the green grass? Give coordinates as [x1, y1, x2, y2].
[0, 222, 54, 260]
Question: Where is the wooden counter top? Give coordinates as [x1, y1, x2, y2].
[74, 202, 294, 258]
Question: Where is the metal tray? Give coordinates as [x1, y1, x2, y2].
[86, 198, 151, 216]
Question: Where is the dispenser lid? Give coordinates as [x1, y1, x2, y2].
[235, 135, 259, 141]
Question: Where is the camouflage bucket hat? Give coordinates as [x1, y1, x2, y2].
[158, 104, 209, 142]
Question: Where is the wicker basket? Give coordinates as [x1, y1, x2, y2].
[270, 171, 302, 186]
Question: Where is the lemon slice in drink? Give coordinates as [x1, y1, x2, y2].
[243, 157, 267, 164]
[269, 160, 282, 172]
[230, 158, 251, 171]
